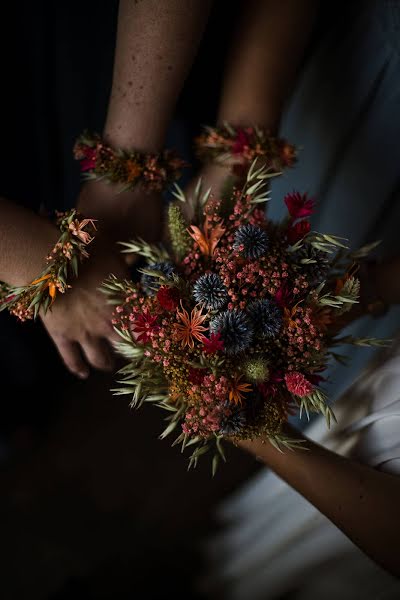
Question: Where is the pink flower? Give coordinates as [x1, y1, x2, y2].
[284, 372, 314, 397]
[287, 220, 311, 244]
[69, 218, 96, 244]
[284, 192, 315, 220]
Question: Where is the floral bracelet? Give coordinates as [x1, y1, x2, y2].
[195, 123, 297, 174]
[74, 132, 187, 192]
[0, 210, 96, 321]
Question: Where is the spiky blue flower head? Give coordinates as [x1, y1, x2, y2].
[247, 298, 282, 338]
[233, 224, 269, 260]
[220, 407, 247, 436]
[141, 261, 175, 295]
[193, 273, 228, 310]
[210, 308, 253, 355]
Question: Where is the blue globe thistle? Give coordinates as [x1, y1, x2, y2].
[141, 261, 175, 295]
[247, 298, 282, 338]
[233, 224, 269, 260]
[210, 309, 253, 355]
[220, 407, 247, 436]
[193, 273, 228, 310]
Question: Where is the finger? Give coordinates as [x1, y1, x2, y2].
[81, 336, 115, 372]
[53, 338, 90, 379]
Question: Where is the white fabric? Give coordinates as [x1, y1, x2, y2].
[207, 338, 400, 599]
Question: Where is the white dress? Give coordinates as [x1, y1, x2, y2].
[207, 338, 400, 599]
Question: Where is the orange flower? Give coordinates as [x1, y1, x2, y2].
[69, 219, 97, 244]
[125, 159, 142, 182]
[48, 281, 57, 304]
[31, 273, 51, 285]
[284, 304, 301, 330]
[229, 376, 252, 405]
[174, 303, 208, 348]
[31, 274, 59, 305]
[188, 215, 225, 257]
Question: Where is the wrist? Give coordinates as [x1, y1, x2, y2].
[77, 180, 163, 244]
[102, 127, 166, 154]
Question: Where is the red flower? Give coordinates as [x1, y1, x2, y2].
[287, 219, 311, 244]
[188, 367, 206, 385]
[284, 192, 315, 220]
[202, 332, 224, 354]
[274, 284, 293, 309]
[232, 128, 251, 155]
[284, 372, 314, 397]
[157, 286, 180, 311]
[80, 147, 97, 172]
[132, 309, 158, 343]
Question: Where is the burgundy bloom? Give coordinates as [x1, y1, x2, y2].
[274, 284, 293, 309]
[232, 128, 251, 155]
[258, 372, 284, 398]
[284, 192, 315, 220]
[188, 367, 206, 385]
[287, 219, 311, 244]
[157, 285, 180, 311]
[132, 309, 158, 343]
[80, 147, 97, 172]
[202, 332, 224, 354]
[284, 371, 314, 397]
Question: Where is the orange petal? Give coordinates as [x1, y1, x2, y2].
[31, 273, 51, 285]
[188, 225, 210, 255]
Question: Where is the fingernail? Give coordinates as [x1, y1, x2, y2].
[77, 371, 89, 380]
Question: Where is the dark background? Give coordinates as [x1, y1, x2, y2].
[0, 2, 260, 598]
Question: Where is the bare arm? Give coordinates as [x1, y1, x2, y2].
[42, 0, 213, 377]
[189, 0, 318, 194]
[0, 198, 58, 286]
[78, 0, 213, 238]
[218, 0, 318, 130]
[239, 429, 400, 577]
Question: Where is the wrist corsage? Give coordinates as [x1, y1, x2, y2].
[0, 210, 96, 321]
[74, 132, 186, 192]
[195, 123, 297, 175]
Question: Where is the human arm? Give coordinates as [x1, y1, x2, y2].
[44, 1, 213, 376]
[0, 197, 126, 378]
[0, 197, 59, 286]
[238, 427, 400, 577]
[189, 0, 319, 195]
[77, 0, 213, 239]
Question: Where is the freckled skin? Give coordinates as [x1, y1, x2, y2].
[103, 0, 212, 152]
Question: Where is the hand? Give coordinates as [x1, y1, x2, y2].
[40, 236, 128, 379]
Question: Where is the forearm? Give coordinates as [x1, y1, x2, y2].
[79, 0, 212, 236]
[218, 0, 318, 130]
[0, 198, 58, 286]
[104, 0, 213, 150]
[239, 431, 400, 576]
